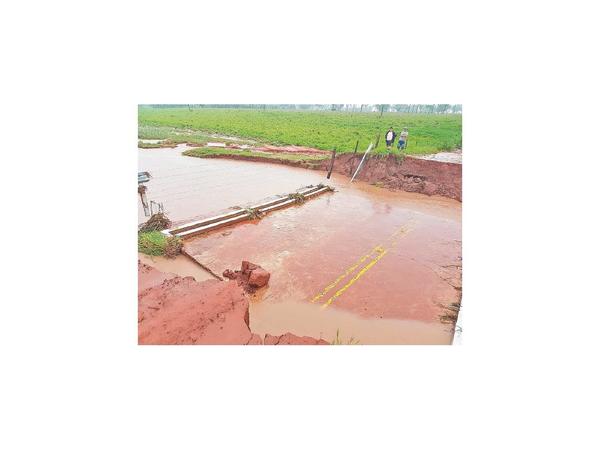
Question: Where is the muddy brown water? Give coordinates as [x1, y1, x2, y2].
[139, 145, 326, 225]
[139, 146, 461, 344]
[138, 253, 213, 282]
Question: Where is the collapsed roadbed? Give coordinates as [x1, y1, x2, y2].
[138, 261, 329, 345]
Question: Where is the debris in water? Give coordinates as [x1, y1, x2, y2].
[139, 212, 172, 232]
[223, 260, 271, 292]
[163, 235, 183, 259]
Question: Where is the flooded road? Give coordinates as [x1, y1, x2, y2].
[139, 146, 461, 344]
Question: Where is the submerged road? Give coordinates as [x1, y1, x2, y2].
[139, 145, 462, 344]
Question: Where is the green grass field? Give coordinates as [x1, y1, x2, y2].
[182, 147, 327, 162]
[138, 107, 462, 155]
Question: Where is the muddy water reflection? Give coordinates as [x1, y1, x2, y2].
[138, 146, 326, 224]
[249, 298, 452, 344]
[138, 253, 213, 282]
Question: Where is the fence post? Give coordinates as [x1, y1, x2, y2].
[327, 149, 337, 179]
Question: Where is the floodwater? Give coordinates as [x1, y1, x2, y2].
[138, 145, 325, 224]
[414, 149, 462, 164]
[139, 146, 462, 344]
[138, 252, 213, 282]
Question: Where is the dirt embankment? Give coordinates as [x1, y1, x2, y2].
[194, 152, 461, 201]
[138, 261, 328, 345]
[330, 154, 462, 201]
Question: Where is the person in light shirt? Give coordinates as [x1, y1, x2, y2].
[385, 127, 396, 150]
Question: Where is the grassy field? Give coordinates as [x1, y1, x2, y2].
[182, 147, 327, 162]
[138, 107, 461, 155]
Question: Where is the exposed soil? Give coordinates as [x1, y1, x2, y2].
[332, 154, 462, 201]
[138, 261, 328, 345]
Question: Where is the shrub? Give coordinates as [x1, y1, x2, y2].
[138, 231, 167, 256]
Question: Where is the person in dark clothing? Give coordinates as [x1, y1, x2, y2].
[385, 127, 396, 150]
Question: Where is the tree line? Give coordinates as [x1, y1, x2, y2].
[141, 104, 462, 114]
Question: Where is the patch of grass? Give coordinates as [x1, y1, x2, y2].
[138, 231, 167, 256]
[138, 231, 182, 258]
[137, 140, 164, 148]
[182, 147, 327, 162]
[331, 329, 360, 345]
[139, 107, 462, 155]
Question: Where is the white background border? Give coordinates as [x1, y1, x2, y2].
[1, 1, 599, 449]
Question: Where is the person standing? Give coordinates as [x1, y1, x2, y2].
[385, 127, 396, 150]
[398, 127, 409, 150]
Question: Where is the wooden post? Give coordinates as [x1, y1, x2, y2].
[349, 141, 359, 175]
[327, 149, 337, 179]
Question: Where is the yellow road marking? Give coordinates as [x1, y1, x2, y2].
[310, 246, 383, 303]
[313, 224, 414, 309]
[322, 247, 388, 308]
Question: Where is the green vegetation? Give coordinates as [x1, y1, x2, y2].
[331, 329, 360, 345]
[138, 231, 167, 256]
[287, 192, 306, 204]
[139, 107, 461, 155]
[138, 140, 168, 148]
[182, 147, 328, 162]
[138, 125, 256, 147]
[138, 231, 182, 258]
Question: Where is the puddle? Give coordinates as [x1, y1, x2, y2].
[249, 298, 452, 344]
[139, 139, 164, 144]
[138, 252, 214, 282]
[413, 150, 462, 164]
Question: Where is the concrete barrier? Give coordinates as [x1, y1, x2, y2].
[164, 185, 332, 239]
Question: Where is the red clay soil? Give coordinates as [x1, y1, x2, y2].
[191, 152, 461, 201]
[138, 261, 327, 345]
[332, 154, 462, 201]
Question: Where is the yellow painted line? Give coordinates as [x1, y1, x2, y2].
[318, 225, 414, 309]
[309, 246, 383, 303]
[322, 247, 388, 308]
